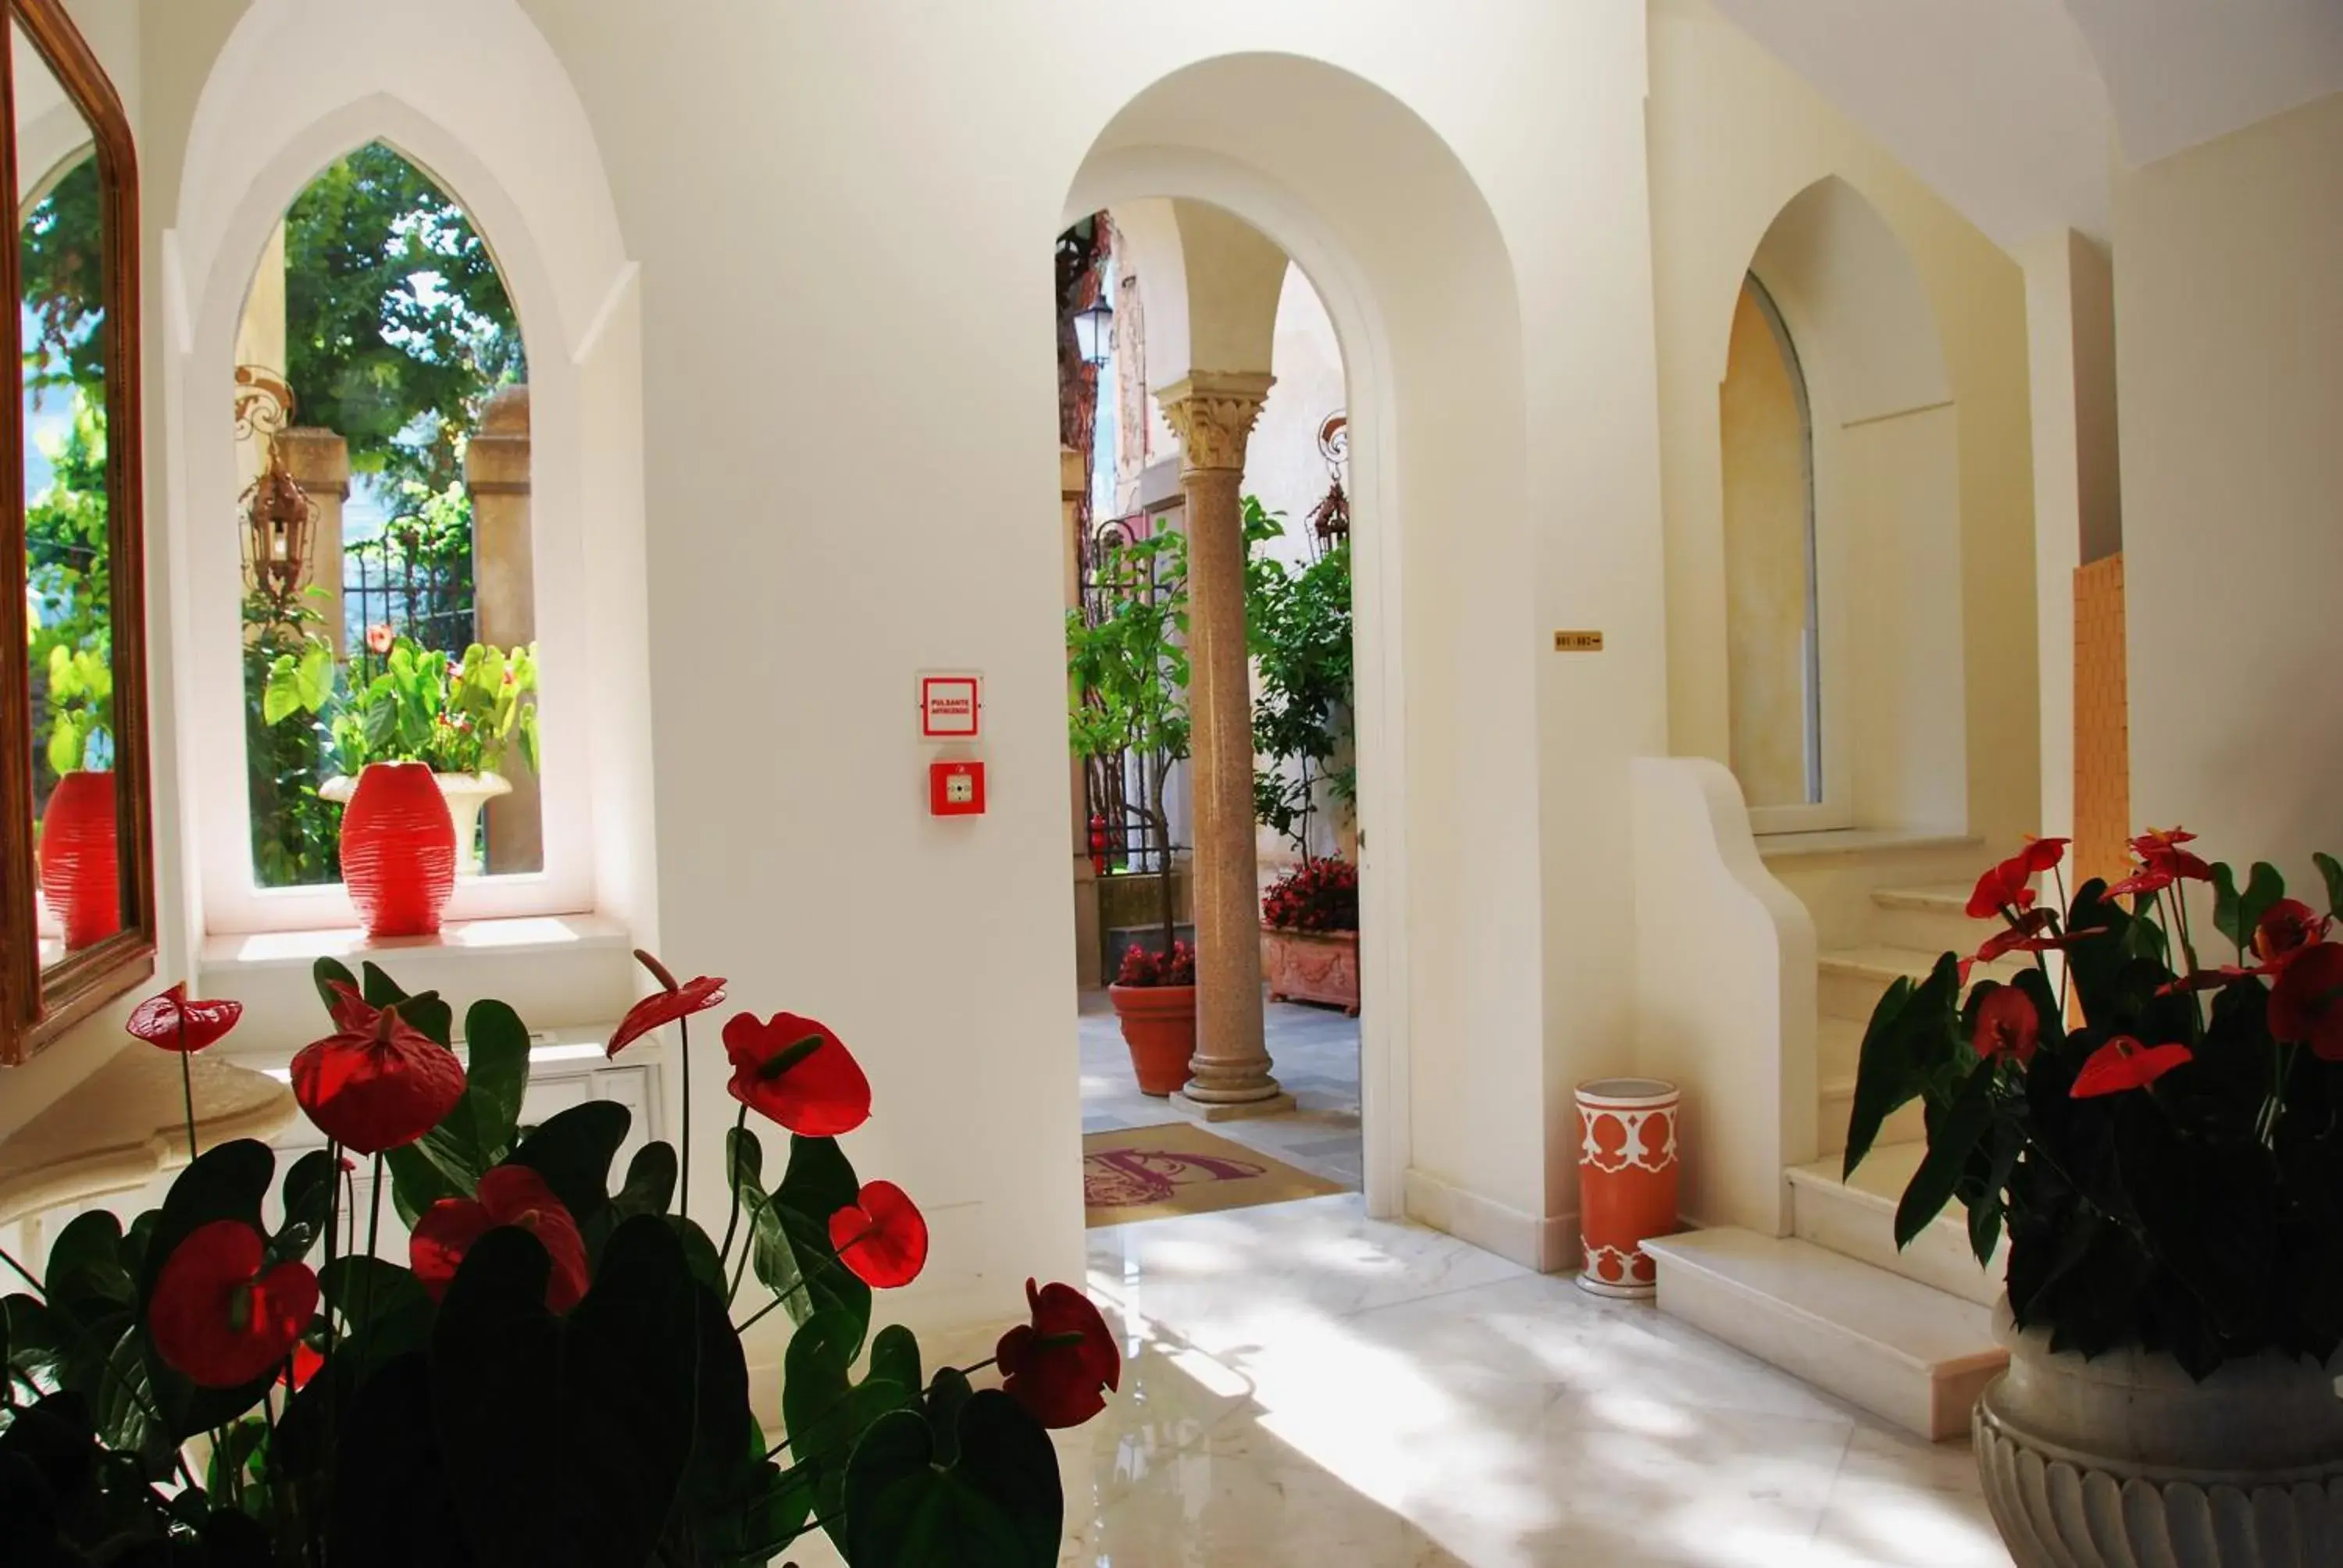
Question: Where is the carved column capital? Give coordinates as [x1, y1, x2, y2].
[1156, 370, 1275, 473]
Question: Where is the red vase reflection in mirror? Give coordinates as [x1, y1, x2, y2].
[37, 769, 120, 950]
[338, 761, 456, 938]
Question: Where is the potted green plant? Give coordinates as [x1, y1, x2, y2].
[1067, 525, 1195, 1086]
[1846, 830, 2343, 1566]
[0, 955, 1115, 1563]
[319, 632, 540, 877]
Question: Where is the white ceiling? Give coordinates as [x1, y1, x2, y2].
[1705, 0, 2343, 248]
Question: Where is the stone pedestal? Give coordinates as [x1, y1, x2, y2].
[465, 384, 541, 875]
[1157, 371, 1289, 1111]
[275, 427, 348, 657]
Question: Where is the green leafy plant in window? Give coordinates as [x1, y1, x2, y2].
[244, 591, 341, 887]
[26, 383, 111, 781]
[332, 636, 540, 779]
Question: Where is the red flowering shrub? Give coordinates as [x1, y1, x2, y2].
[6, 953, 1109, 1564]
[1261, 856, 1360, 932]
[1114, 939, 1196, 987]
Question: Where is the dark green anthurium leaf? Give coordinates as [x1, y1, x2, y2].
[665, 1217, 729, 1298]
[432, 1218, 701, 1568]
[614, 1140, 678, 1221]
[457, 999, 533, 1153]
[312, 956, 360, 1013]
[319, 1255, 436, 1377]
[923, 1365, 974, 1467]
[2315, 852, 2343, 921]
[2240, 862, 2286, 953]
[776, 1135, 871, 1358]
[42, 1211, 133, 1316]
[139, 1140, 276, 1309]
[355, 961, 455, 1046]
[2212, 862, 2244, 950]
[1844, 954, 1962, 1179]
[782, 1310, 912, 1550]
[669, 1280, 787, 1562]
[1894, 1060, 1997, 1250]
[870, 1324, 922, 1402]
[506, 1099, 632, 1242]
[843, 1392, 1065, 1568]
[326, 1350, 475, 1568]
[277, 1149, 339, 1262]
[724, 1126, 803, 1317]
[385, 1140, 471, 1231]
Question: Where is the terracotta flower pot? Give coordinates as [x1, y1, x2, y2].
[1261, 925, 1361, 1014]
[339, 761, 457, 939]
[1975, 1298, 2343, 1567]
[37, 769, 119, 951]
[1107, 983, 1196, 1096]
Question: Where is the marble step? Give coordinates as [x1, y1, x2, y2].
[1789, 1142, 2003, 1308]
[1816, 1074, 1923, 1158]
[1642, 1228, 2006, 1441]
[1870, 883, 1980, 960]
[1818, 946, 2024, 1023]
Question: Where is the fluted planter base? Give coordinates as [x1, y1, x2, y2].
[1974, 1299, 2343, 1566]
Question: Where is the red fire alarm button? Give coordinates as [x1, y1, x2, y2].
[929, 760, 985, 817]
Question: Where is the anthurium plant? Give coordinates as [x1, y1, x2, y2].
[329, 633, 540, 779]
[0, 952, 1114, 1565]
[1847, 830, 2343, 1378]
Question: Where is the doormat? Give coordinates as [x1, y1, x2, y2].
[1082, 1121, 1342, 1227]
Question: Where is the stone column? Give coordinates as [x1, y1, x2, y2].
[274, 428, 348, 658]
[1157, 371, 1293, 1118]
[465, 384, 541, 873]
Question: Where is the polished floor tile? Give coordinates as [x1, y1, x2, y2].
[1051, 1194, 2014, 1566]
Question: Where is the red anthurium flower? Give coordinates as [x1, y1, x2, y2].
[1971, 985, 2040, 1067]
[410, 1165, 591, 1312]
[2269, 943, 2343, 1062]
[2106, 865, 2175, 900]
[2156, 965, 2259, 996]
[290, 1001, 467, 1156]
[2015, 837, 2070, 875]
[280, 1336, 325, 1391]
[2126, 828, 2213, 883]
[2254, 900, 2332, 971]
[722, 1012, 872, 1136]
[2070, 1036, 2194, 1099]
[608, 952, 728, 1059]
[995, 1278, 1119, 1429]
[127, 983, 244, 1053]
[149, 1221, 319, 1390]
[1972, 923, 2104, 968]
[2129, 826, 2197, 857]
[1966, 856, 2041, 920]
[829, 1180, 929, 1288]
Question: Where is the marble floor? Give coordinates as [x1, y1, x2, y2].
[1080, 989, 1364, 1191]
[1050, 1193, 2014, 1567]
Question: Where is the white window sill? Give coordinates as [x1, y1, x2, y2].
[197, 913, 644, 1061]
[1756, 827, 1981, 863]
[200, 911, 633, 976]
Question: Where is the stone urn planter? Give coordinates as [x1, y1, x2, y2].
[324, 769, 510, 878]
[1974, 1298, 2343, 1567]
[1107, 984, 1196, 1096]
[1261, 925, 1360, 1015]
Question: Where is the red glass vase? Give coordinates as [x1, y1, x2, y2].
[340, 762, 456, 938]
[38, 769, 120, 950]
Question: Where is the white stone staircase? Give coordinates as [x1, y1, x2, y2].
[1645, 875, 2016, 1441]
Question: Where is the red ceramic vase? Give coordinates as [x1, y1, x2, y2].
[340, 762, 456, 939]
[38, 770, 120, 950]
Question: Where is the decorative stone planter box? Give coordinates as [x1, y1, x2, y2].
[1261, 925, 1360, 1015]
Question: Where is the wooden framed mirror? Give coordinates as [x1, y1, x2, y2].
[0, 0, 151, 1063]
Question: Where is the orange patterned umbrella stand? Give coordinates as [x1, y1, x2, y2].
[1574, 1078, 1681, 1298]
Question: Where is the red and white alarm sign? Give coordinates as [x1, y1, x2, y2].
[919, 674, 982, 740]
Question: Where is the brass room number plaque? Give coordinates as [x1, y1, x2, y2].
[1553, 630, 1605, 652]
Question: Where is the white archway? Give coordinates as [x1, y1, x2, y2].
[164, 0, 657, 951]
[1063, 55, 1554, 1261]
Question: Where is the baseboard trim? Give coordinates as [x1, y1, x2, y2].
[1403, 1167, 1578, 1274]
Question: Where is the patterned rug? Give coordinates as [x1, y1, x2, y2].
[1082, 1121, 1343, 1227]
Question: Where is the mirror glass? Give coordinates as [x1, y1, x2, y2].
[17, 20, 117, 973]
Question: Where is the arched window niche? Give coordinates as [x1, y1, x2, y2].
[233, 142, 543, 896]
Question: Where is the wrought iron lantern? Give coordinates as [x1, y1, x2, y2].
[234, 367, 316, 609]
[1072, 291, 1114, 368]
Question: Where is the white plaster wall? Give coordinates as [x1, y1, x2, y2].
[2117, 91, 2343, 872]
[1649, 0, 2041, 850]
